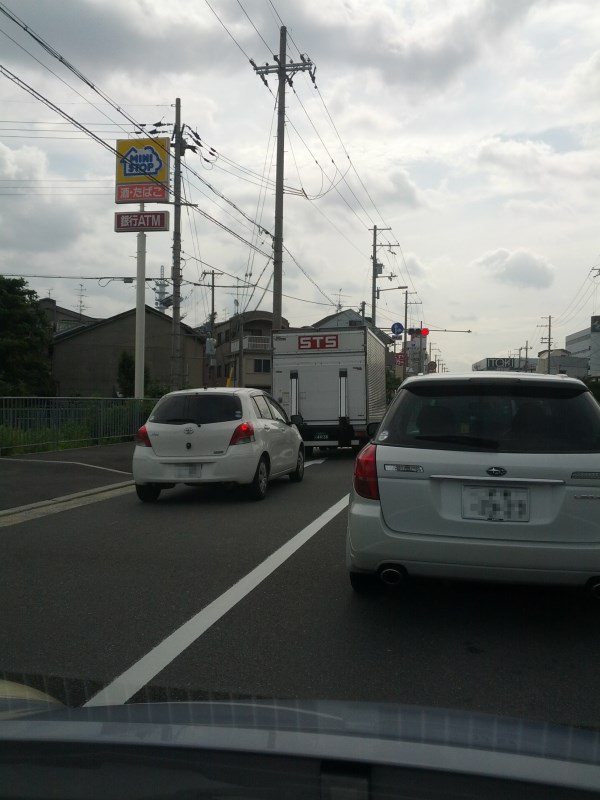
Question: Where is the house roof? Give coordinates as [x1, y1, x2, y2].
[311, 309, 392, 345]
[211, 310, 289, 332]
[53, 305, 204, 343]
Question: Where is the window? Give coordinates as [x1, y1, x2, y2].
[217, 332, 222, 346]
[266, 396, 288, 423]
[149, 394, 242, 425]
[252, 395, 273, 419]
[377, 381, 600, 453]
[224, 330, 230, 343]
[254, 359, 270, 373]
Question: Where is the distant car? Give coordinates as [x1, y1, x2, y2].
[347, 372, 600, 596]
[133, 387, 304, 502]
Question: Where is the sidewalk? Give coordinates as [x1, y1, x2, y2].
[0, 442, 135, 512]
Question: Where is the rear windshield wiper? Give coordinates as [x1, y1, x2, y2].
[413, 434, 499, 448]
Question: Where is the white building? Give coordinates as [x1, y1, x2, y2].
[536, 349, 588, 378]
[472, 357, 538, 372]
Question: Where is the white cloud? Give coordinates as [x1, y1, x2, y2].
[474, 248, 555, 288]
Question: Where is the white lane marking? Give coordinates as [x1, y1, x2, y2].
[84, 493, 350, 707]
[0, 457, 131, 475]
[0, 483, 134, 527]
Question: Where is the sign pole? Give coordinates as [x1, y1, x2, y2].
[134, 202, 147, 399]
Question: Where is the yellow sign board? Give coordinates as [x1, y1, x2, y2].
[115, 137, 170, 203]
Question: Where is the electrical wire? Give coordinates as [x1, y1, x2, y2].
[0, 12, 139, 139]
[236, 0, 273, 55]
[202, 0, 253, 62]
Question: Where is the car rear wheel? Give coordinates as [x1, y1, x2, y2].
[349, 571, 379, 594]
[248, 456, 269, 501]
[135, 484, 161, 503]
[289, 448, 304, 482]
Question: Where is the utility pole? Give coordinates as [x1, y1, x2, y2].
[547, 315, 552, 374]
[236, 296, 245, 388]
[206, 270, 216, 387]
[540, 315, 553, 374]
[253, 29, 315, 331]
[369, 226, 398, 326]
[517, 340, 530, 372]
[210, 270, 216, 335]
[403, 293, 419, 380]
[170, 97, 183, 390]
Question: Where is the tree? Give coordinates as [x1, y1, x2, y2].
[117, 351, 135, 397]
[117, 351, 165, 397]
[0, 277, 54, 396]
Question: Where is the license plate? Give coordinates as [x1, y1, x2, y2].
[175, 464, 199, 479]
[314, 433, 329, 440]
[462, 485, 529, 522]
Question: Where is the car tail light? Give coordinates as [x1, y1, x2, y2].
[229, 421, 255, 446]
[135, 425, 152, 448]
[354, 443, 379, 500]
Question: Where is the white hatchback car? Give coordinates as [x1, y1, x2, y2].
[347, 372, 600, 596]
[133, 387, 304, 502]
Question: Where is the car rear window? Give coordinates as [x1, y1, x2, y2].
[376, 381, 600, 453]
[149, 394, 243, 425]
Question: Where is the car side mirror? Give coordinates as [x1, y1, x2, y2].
[290, 414, 304, 426]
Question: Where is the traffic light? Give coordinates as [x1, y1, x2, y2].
[407, 327, 429, 336]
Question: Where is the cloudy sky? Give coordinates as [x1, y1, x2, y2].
[1, 0, 599, 371]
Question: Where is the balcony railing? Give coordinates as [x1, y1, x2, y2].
[230, 336, 271, 353]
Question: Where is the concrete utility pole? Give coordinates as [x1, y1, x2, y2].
[369, 226, 398, 327]
[253, 29, 315, 331]
[170, 97, 183, 390]
[540, 315, 553, 374]
[402, 290, 417, 381]
[238, 305, 244, 388]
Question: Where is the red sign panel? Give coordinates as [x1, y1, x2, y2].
[114, 211, 170, 232]
[116, 183, 169, 203]
[298, 334, 339, 350]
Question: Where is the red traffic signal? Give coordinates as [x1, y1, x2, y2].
[407, 327, 429, 336]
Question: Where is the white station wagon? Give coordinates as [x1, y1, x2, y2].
[347, 372, 600, 596]
[133, 387, 304, 502]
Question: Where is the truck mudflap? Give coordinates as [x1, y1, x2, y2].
[297, 417, 369, 449]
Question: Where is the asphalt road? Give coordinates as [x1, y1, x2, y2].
[1, 444, 600, 728]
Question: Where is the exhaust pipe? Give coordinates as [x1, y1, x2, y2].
[380, 567, 404, 586]
[587, 579, 600, 600]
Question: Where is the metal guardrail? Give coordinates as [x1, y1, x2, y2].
[0, 397, 155, 456]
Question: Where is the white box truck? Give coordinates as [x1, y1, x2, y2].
[272, 327, 388, 456]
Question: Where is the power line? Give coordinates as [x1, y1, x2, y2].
[0, 14, 135, 139]
[202, 0, 252, 61]
[0, 3, 170, 144]
[180, 258, 335, 308]
[235, 0, 273, 55]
